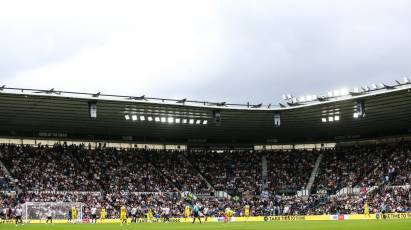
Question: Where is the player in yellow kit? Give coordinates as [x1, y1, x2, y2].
[146, 208, 153, 223]
[364, 201, 370, 218]
[120, 206, 128, 226]
[243, 205, 250, 221]
[224, 207, 233, 223]
[100, 207, 106, 223]
[71, 207, 77, 224]
[184, 205, 190, 222]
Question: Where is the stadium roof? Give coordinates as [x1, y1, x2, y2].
[0, 84, 410, 145]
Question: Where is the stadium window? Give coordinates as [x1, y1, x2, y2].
[189, 119, 195, 124]
[161, 117, 167, 123]
[147, 116, 153, 121]
[155, 117, 161, 122]
[334, 115, 340, 121]
[203, 120, 208, 125]
[321, 118, 327, 123]
[182, 119, 188, 124]
[132, 115, 138, 121]
[124, 115, 130, 120]
[175, 118, 181, 123]
[274, 113, 281, 127]
[328, 116, 334, 122]
[140, 116, 145, 121]
[88, 101, 97, 119]
[196, 120, 201, 125]
[354, 101, 365, 118]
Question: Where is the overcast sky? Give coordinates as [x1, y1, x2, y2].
[1, 0, 410, 104]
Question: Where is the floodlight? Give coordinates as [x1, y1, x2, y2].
[132, 115, 138, 121]
[306, 95, 312, 101]
[175, 118, 181, 123]
[353, 113, 359, 118]
[333, 90, 340, 97]
[203, 120, 208, 125]
[327, 92, 333, 97]
[282, 95, 287, 100]
[161, 117, 166, 123]
[125, 115, 130, 120]
[321, 118, 327, 123]
[340, 88, 349, 96]
[189, 119, 194, 124]
[334, 115, 340, 121]
[404, 77, 410, 83]
[182, 119, 188, 124]
[371, 84, 377, 89]
[167, 117, 174, 123]
[353, 88, 359, 93]
[328, 116, 334, 122]
[378, 83, 384, 88]
[140, 116, 145, 121]
[196, 120, 201, 125]
[155, 117, 160, 122]
[147, 116, 153, 121]
[287, 94, 292, 99]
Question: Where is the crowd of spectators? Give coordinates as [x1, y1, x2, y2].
[188, 151, 263, 196]
[0, 168, 14, 192]
[313, 143, 411, 195]
[0, 142, 410, 219]
[265, 150, 317, 193]
[149, 151, 210, 194]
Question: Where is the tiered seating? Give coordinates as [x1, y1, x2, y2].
[149, 151, 210, 193]
[188, 151, 262, 196]
[266, 150, 317, 193]
[0, 143, 410, 217]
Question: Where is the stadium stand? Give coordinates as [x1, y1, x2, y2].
[265, 150, 317, 194]
[187, 151, 263, 196]
[0, 142, 410, 218]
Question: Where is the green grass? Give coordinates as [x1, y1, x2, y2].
[2, 220, 411, 230]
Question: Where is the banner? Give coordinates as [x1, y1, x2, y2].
[20, 213, 411, 224]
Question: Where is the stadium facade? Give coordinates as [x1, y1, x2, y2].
[0, 82, 410, 147]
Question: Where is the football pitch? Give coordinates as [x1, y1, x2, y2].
[2, 220, 411, 230]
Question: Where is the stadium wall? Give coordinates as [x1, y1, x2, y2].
[22, 213, 411, 224]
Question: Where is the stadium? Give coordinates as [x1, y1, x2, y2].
[0, 80, 410, 230]
[1, 1, 411, 230]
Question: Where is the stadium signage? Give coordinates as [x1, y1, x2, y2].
[264, 216, 305, 221]
[377, 213, 411, 220]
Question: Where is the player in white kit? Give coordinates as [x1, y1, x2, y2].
[90, 206, 97, 224]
